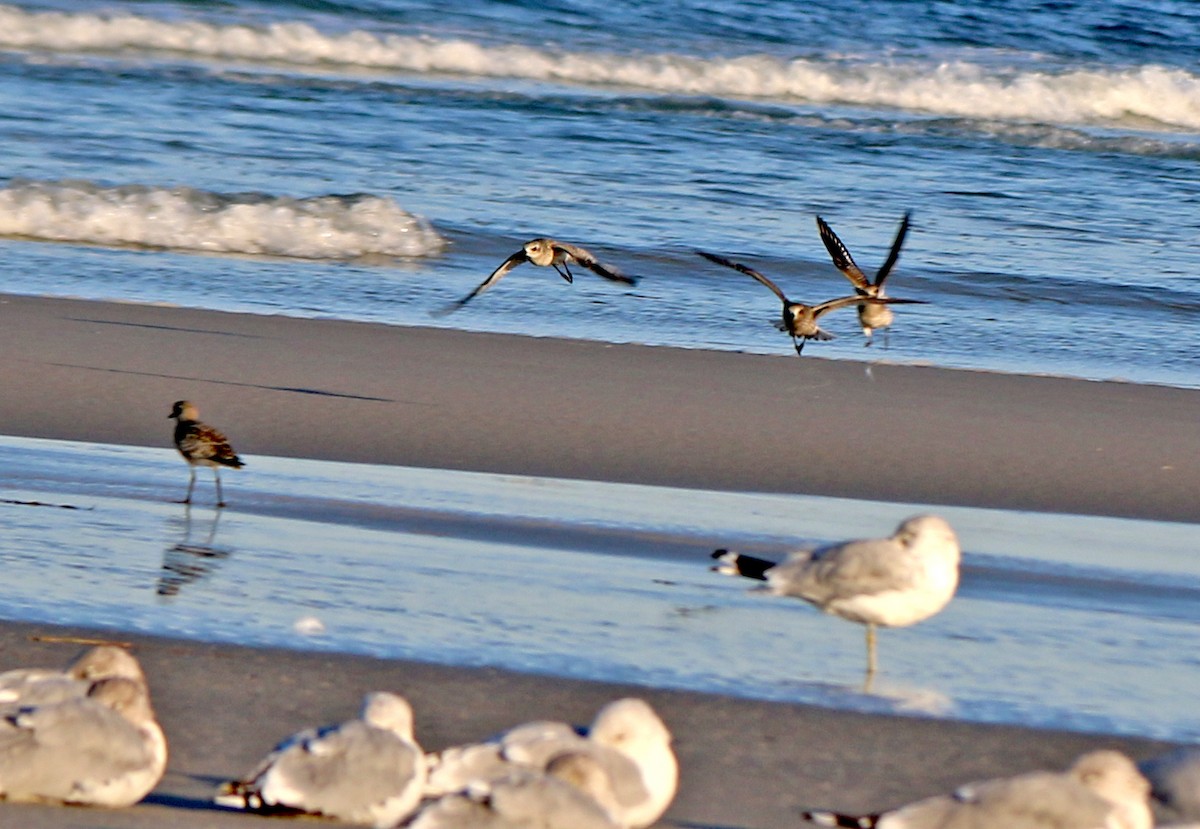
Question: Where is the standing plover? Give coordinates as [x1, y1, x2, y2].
[803, 750, 1152, 829]
[816, 212, 924, 346]
[696, 250, 915, 356]
[168, 400, 244, 508]
[712, 515, 961, 677]
[438, 238, 635, 314]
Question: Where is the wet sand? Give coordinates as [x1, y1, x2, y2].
[0, 622, 1176, 829]
[1, 292, 1198, 522]
[0, 292, 1195, 827]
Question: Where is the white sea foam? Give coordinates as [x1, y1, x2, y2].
[0, 180, 445, 260]
[0, 5, 1198, 130]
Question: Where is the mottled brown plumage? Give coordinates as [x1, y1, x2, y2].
[168, 400, 243, 507]
[437, 238, 635, 315]
[816, 212, 924, 346]
[696, 250, 918, 356]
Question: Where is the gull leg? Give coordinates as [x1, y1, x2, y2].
[215, 469, 226, 509]
[865, 624, 878, 678]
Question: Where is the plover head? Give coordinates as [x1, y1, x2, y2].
[168, 400, 198, 421]
[523, 238, 555, 266]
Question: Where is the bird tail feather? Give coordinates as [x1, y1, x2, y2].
[801, 809, 880, 828]
[710, 549, 774, 581]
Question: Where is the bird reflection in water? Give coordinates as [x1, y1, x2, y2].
[158, 505, 231, 597]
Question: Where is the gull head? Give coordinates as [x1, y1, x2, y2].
[360, 691, 416, 740]
[893, 515, 960, 558]
[1070, 750, 1152, 828]
[69, 646, 146, 686]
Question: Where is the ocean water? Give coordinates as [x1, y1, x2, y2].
[5, 435, 1200, 741]
[0, 0, 1196, 385]
[1, 1, 1199, 743]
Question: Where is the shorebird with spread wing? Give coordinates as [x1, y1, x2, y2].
[816, 211, 924, 346]
[438, 238, 635, 314]
[696, 250, 918, 356]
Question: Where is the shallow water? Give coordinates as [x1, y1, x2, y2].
[0, 0, 1197, 387]
[3, 434, 1199, 741]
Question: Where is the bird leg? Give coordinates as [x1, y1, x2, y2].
[793, 336, 806, 356]
[865, 624, 878, 678]
[214, 469, 226, 509]
[553, 263, 574, 284]
[182, 467, 196, 505]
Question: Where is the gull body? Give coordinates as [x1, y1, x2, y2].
[0, 677, 167, 808]
[411, 755, 621, 829]
[216, 691, 426, 828]
[0, 645, 146, 712]
[1139, 746, 1200, 823]
[712, 514, 960, 676]
[439, 238, 635, 314]
[803, 750, 1153, 829]
[696, 250, 916, 355]
[168, 400, 244, 507]
[423, 698, 676, 829]
[816, 212, 921, 346]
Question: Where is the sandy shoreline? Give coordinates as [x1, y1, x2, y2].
[1, 292, 1198, 522]
[0, 621, 1176, 829]
[0, 292, 1195, 827]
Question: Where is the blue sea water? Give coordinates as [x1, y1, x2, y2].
[0, 0, 1196, 385]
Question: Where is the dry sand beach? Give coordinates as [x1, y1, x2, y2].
[0, 291, 1197, 828]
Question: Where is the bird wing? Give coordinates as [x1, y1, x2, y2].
[809, 295, 871, 319]
[552, 242, 635, 285]
[179, 423, 242, 467]
[260, 721, 422, 821]
[769, 537, 918, 603]
[434, 250, 529, 315]
[696, 251, 789, 304]
[874, 211, 911, 288]
[816, 217, 872, 294]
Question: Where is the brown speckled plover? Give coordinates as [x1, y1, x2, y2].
[803, 750, 1152, 829]
[816, 211, 924, 346]
[438, 238, 635, 314]
[712, 515, 961, 677]
[696, 250, 916, 356]
[168, 400, 244, 508]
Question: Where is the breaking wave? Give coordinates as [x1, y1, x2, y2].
[0, 180, 444, 260]
[1, 4, 1198, 130]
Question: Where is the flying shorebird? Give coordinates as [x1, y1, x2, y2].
[168, 400, 244, 508]
[437, 238, 636, 314]
[696, 250, 918, 356]
[712, 515, 961, 678]
[816, 211, 924, 346]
